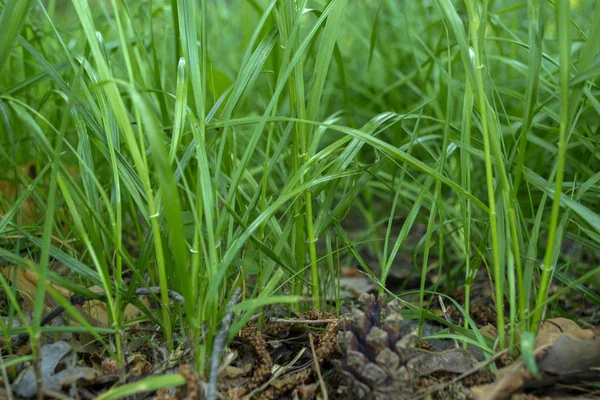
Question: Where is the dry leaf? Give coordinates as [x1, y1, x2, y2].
[223, 364, 251, 378]
[0, 264, 70, 311]
[471, 346, 551, 400]
[537, 335, 600, 377]
[535, 317, 595, 348]
[472, 323, 600, 400]
[0, 264, 145, 327]
[13, 341, 99, 398]
[479, 323, 497, 339]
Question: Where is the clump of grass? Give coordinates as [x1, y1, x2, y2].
[0, 0, 598, 389]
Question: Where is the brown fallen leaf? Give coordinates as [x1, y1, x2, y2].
[535, 317, 595, 348]
[341, 265, 360, 277]
[470, 345, 552, 400]
[223, 364, 252, 378]
[0, 263, 71, 311]
[479, 323, 497, 339]
[471, 321, 600, 400]
[1, 263, 145, 327]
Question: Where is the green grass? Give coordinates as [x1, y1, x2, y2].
[1, 0, 599, 387]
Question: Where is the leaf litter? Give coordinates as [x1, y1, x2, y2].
[1, 290, 600, 399]
[12, 341, 98, 398]
[1, 242, 599, 399]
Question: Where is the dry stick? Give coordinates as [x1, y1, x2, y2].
[309, 334, 328, 400]
[0, 347, 15, 400]
[437, 295, 459, 348]
[243, 349, 309, 400]
[34, 334, 43, 400]
[67, 352, 79, 398]
[207, 288, 241, 400]
[13, 287, 184, 347]
[117, 333, 127, 385]
[42, 388, 72, 400]
[268, 317, 338, 325]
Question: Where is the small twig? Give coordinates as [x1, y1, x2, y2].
[42, 388, 73, 400]
[268, 317, 338, 325]
[13, 287, 184, 347]
[309, 334, 328, 400]
[242, 349, 308, 400]
[0, 346, 15, 400]
[34, 334, 43, 400]
[67, 352, 78, 399]
[207, 288, 241, 400]
[437, 295, 459, 348]
[117, 332, 127, 385]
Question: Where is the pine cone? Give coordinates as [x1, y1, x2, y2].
[337, 293, 417, 400]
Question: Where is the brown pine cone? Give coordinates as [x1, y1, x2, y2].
[337, 293, 417, 400]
